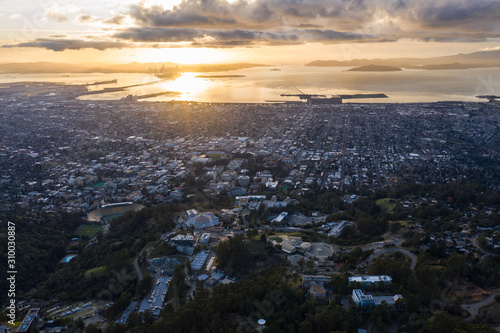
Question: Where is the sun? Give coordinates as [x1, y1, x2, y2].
[159, 73, 211, 100]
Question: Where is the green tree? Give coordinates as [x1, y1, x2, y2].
[427, 311, 461, 333]
[445, 253, 469, 286]
[298, 320, 313, 333]
[389, 222, 402, 234]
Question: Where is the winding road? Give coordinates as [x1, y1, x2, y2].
[133, 258, 143, 281]
[461, 291, 500, 321]
[471, 235, 500, 257]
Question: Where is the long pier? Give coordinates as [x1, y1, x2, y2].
[84, 79, 117, 86]
[80, 79, 172, 96]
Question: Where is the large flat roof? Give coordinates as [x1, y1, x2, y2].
[138, 277, 171, 317]
[348, 275, 392, 283]
[17, 308, 40, 333]
[191, 251, 210, 270]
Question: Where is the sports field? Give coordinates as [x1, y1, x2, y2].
[76, 224, 104, 238]
[87, 203, 144, 222]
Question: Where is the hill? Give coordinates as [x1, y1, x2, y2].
[307, 50, 500, 69]
[0, 62, 269, 74]
[347, 64, 402, 72]
[408, 62, 473, 70]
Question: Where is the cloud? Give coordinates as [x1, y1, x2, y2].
[46, 10, 68, 22]
[125, 0, 374, 29]
[124, 0, 500, 41]
[479, 46, 500, 52]
[414, 1, 500, 28]
[2, 38, 130, 51]
[8, 13, 21, 20]
[78, 14, 100, 23]
[112, 25, 387, 47]
[128, 2, 237, 28]
[104, 14, 126, 25]
[4, 0, 500, 52]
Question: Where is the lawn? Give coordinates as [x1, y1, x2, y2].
[376, 198, 397, 213]
[85, 266, 106, 278]
[75, 224, 105, 238]
[272, 236, 283, 243]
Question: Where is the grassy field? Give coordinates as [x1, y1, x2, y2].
[76, 224, 104, 238]
[84, 266, 106, 278]
[272, 236, 283, 243]
[376, 198, 397, 213]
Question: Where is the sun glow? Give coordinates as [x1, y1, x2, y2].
[160, 73, 211, 100]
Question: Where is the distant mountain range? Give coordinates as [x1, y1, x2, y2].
[0, 62, 269, 74]
[307, 50, 500, 70]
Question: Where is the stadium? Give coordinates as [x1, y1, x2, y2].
[87, 202, 145, 222]
[185, 210, 219, 229]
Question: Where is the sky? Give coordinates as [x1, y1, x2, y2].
[1, 0, 500, 65]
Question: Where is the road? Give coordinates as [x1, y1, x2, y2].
[133, 258, 143, 281]
[339, 114, 349, 192]
[361, 248, 418, 271]
[461, 291, 500, 321]
[365, 113, 383, 187]
[185, 266, 197, 301]
[471, 235, 500, 257]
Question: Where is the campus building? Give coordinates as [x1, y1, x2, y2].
[348, 275, 392, 287]
[351, 289, 403, 310]
[17, 308, 40, 333]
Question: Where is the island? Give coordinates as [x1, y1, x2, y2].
[347, 64, 402, 72]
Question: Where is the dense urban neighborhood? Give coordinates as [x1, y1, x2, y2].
[1, 82, 500, 333]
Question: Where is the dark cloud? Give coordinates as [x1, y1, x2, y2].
[122, 0, 500, 41]
[126, 0, 376, 29]
[128, 2, 237, 28]
[113, 26, 379, 47]
[115, 27, 201, 43]
[4, 0, 500, 51]
[416, 1, 500, 28]
[2, 38, 130, 51]
[114, 27, 300, 45]
[303, 29, 373, 42]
